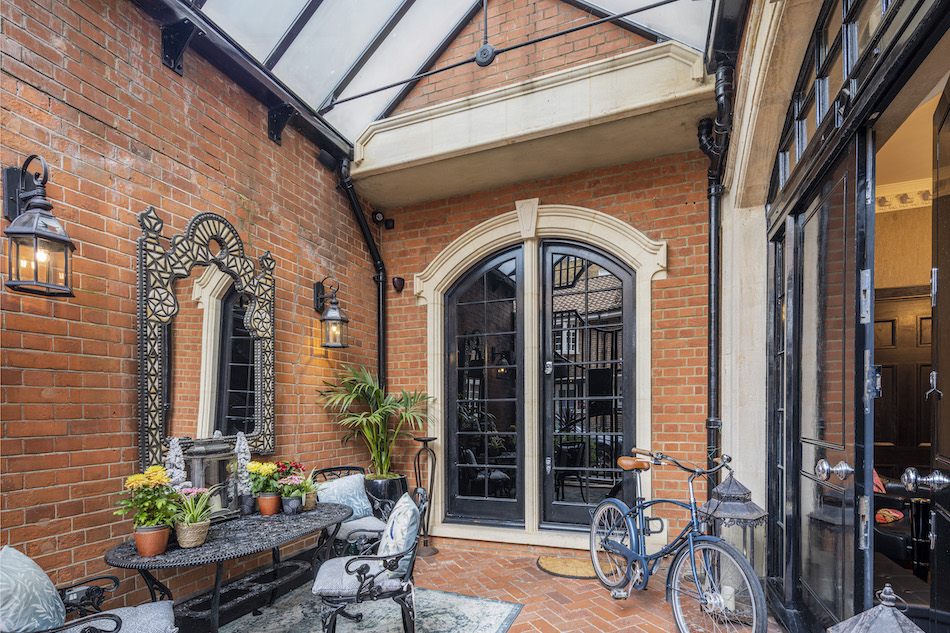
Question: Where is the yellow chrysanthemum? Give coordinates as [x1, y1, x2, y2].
[125, 473, 147, 490]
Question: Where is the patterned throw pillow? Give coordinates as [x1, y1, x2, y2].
[0, 546, 67, 633]
[316, 473, 373, 521]
[377, 493, 420, 577]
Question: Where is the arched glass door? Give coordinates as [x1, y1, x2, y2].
[541, 241, 635, 526]
[445, 247, 524, 524]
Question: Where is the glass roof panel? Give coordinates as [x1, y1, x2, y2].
[202, 0, 308, 62]
[591, 0, 712, 50]
[323, 0, 475, 140]
[271, 0, 398, 111]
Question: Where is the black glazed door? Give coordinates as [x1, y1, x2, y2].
[541, 242, 634, 526]
[925, 77, 950, 633]
[445, 247, 524, 524]
[795, 134, 874, 629]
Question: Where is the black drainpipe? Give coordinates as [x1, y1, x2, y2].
[697, 62, 734, 498]
[322, 152, 387, 385]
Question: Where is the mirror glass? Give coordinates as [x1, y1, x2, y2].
[137, 207, 276, 469]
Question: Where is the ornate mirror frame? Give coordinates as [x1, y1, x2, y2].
[137, 207, 276, 470]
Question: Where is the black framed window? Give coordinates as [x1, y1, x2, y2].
[216, 287, 255, 437]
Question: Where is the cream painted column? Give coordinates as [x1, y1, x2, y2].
[719, 190, 768, 509]
[415, 200, 667, 550]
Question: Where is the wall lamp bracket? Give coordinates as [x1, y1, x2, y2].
[314, 276, 349, 348]
[3, 155, 75, 297]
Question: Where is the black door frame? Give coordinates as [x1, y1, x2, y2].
[539, 240, 636, 527]
[444, 246, 526, 526]
[764, 1, 950, 630]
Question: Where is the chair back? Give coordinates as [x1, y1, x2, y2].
[312, 465, 365, 482]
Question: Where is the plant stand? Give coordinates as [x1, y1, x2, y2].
[413, 436, 438, 556]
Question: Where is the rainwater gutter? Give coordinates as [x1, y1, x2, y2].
[698, 64, 733, 495]
[321, 152, 387, 385]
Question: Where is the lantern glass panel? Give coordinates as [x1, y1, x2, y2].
[10, 237, 33, 282]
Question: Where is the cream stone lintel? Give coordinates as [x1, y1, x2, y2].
[353, 41, 711, 175]
[415, 201, 668, 551]
[193, 266, 234, 439]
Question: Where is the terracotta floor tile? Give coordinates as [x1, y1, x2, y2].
[414, 546, 787, 633]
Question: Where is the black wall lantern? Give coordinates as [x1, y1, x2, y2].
[3, 155, 75, 297]
[314, 276, 349, 348]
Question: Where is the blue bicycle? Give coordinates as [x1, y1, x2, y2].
[589, 448, 766, 633]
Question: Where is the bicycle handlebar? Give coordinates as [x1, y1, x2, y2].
[629, 448, 732, 476]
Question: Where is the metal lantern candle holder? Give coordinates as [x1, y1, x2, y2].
[184, 444, 239, 520]
[413, 436, 438, 557]
[698, 473, 768, 579]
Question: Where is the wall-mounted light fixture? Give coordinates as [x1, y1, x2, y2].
[3, 155, 75, 297]
[392, 276, 405, 293]
[314, 277, 349, 348]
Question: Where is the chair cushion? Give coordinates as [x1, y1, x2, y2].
[317, 473, 373, 521]
[0, 545, 66, 632]
[311, 556, 404, 598]
[60, 602, 178, 633]
[335, 515, 387, 541]
[377, 493, 420, 577]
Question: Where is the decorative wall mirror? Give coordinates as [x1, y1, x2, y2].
[137, 207, 275, 470]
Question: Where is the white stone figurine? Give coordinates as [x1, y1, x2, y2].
[165, 437, 189, 490]
[234, 431, 252, 497]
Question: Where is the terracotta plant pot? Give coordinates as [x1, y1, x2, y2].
[174, 520, 210, 548]
[134, 525, 170, 557]
[302, 490, 317, 512]
[257, 493, 281, 515]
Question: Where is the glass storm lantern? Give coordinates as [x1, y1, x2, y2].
[314, 277, 349, 349]
[3, 155, 75, 297]
[698, 472, 768, 580]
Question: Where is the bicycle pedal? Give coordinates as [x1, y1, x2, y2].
[609, 589, 629, 600]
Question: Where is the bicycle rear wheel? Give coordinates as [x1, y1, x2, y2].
[668, 539, 766, 633]
[589, 499, 633, 589]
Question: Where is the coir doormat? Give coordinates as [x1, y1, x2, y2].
[536, 555, 599, 579]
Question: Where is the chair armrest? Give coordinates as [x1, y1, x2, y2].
[344, 528, 384, 555]
[35, 612, 122, 633]
[343, 543, 418, 596]
[58, 575, 120, 616]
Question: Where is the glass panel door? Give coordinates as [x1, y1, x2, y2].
[445, 248, 524, 524]
[541, 242, 635, 526]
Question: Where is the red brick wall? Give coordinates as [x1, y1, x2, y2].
[0, 0, 378, 606]
[393, 0, 653, 115]
[383, 152, 711, 530]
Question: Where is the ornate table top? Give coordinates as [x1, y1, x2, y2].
[104, 503, 352, 570]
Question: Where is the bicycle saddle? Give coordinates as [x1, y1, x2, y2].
[617, 456, 651, 471]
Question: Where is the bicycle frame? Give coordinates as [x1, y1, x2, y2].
[597, 464, 714, 591]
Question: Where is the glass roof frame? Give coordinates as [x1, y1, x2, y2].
[131, 0, 714, 151]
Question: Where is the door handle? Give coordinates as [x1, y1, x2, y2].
[901, 467, 950, 492]
[815, 459, 854, 481]
[544, 361, 553, 375]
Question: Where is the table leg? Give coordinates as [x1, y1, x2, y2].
[312, 522, 343, 579]
[138, 569, 173, 603]
[267, 547, 281, 607]
[210, 562, 224, 633]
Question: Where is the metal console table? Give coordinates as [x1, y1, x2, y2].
[104, 503, 352, 633]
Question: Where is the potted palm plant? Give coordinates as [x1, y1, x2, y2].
[319, 365, 430, 504]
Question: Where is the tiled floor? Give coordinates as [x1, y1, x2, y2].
[413, 547, 787, 633]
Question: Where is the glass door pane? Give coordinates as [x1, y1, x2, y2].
[542, 242, 635, 526]
[445, 248, 524, 524]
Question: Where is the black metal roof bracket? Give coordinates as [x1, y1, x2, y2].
[162, 19, 198, 76]
[268, 103, 296, 145]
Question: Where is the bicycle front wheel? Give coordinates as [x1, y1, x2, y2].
[589, 499, 633, 589]
[668, 539, 766, 633]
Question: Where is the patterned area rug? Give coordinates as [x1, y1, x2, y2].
[220, 585, 522, 633]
